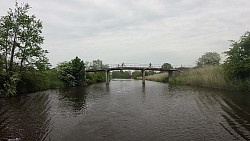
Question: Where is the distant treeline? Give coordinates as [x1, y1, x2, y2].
[112, 70, 156, 79]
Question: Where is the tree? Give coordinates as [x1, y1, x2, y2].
[0, 2, 48, 97]
[57, 57, 85, 87]
[71, 57, 85, 86]
[0, 2, 47, 72]
[162, 63, 172, 69]
[224, 32, 250, 78]
[196, 52, 221, 67]
[84, 59, 107, 83]
[112, 71, 131, 79]
[132, 71, 141, 79]
[90, 59, 108, 69]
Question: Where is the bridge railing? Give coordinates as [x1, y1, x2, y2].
[107, 63, 163, 68]
[86, 64, 192, 70]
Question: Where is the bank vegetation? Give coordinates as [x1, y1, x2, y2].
[170, 32, 250, 91]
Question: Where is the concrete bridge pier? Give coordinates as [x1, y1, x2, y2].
[84, 68, 87, 84]
[142, 69, 145, 85]
[167, 71, 174, 82]
[106, 70, 110, 85]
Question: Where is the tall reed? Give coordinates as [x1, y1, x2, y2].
[170, 65, 249, 91]
[145, 72, 168, 82]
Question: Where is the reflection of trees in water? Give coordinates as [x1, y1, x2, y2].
[58, 85, 110, 117]
[59, 87, 88, 113]
[59, 84, 109, 114]
[0, 92, 51, 141]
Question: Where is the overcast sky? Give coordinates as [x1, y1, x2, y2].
[1, 0, 250, 67]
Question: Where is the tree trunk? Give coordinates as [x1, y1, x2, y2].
[4, 28, 9, 72]
[9, 33, 17, 71]
[20, 58, 24, 73]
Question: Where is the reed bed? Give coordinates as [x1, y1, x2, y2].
[171, 65, 250, 91]
[145, 72, 168, 82]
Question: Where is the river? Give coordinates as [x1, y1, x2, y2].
[0, 80, 250, 140]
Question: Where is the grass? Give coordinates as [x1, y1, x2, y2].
[145, 72, 169, 82]
[143, 65, 250, 91]
[170, 65, 250, 91]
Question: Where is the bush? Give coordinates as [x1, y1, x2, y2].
[17, 72, 49, 93]
[16, 70, 63, 94]
[57, 57, 85, 87]
[224, 31, 250, 79]
[0, 72, 19, 97]
[86, 72, 106, 84]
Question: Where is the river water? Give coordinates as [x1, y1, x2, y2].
[0, 80, 250, 141]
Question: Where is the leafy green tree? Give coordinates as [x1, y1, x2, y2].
[112, 71, 131, 79]
[0, 2, 48, 97]
[162, 63, 172, 69]
[71, 57, 85, 86]
[84, 59, 107, 83]
[57, 57, 85, 87]
[132, 71, 141, 79]
[224, 32, 250, 78]
[90, 59, 108, 69]
[0, 2, 47, 72]
[196, 52, 221, 67]
[145, 70, 156, 76]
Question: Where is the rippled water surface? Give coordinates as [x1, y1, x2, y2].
[1, 80, 250, 140]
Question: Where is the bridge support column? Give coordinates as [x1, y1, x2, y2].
[84, 69, 87, 85]
[142, 69, 145, 85]
[167, 71, 174, 82]
[106, 70, 110, 85]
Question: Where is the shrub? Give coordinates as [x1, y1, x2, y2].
[224, 31, 250, 79]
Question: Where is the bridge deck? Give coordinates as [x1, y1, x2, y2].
[86, 67, 178, 72]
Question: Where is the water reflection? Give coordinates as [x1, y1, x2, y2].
[0, 81, 249, 140]
[59, 87, 87, 113]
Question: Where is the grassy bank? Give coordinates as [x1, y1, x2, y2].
[143, 65, 250, 91]
[170, 65, 250, 91]
[144, 72, 169, 82]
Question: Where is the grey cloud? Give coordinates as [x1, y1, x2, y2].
[1, 0, 250, 66]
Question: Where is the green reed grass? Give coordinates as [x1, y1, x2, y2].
[170, 65, 249, 91]
[145, 72, 168, 82]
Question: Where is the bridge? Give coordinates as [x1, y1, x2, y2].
[85, 64, 179, 85]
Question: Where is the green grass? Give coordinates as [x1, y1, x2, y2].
[145, 72, 169, 82]
[170, 65, 250, 91]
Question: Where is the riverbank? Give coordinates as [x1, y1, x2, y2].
[147, 65, 250, 91]
[143, 72, 169, 82]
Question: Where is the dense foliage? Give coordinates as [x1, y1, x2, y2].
[57, 57, 85, 87]
[112, 71, 131, 79]
[0, 2, 50, 96]
[0, 2, 49, 72]
[224, 32, 250, 79]
[85, 59, 106, 84]
[161, 63, 172, 69]
[17, 70, 63, 94]
[196, 52, 221, 67]
[131, 71, 141, 79]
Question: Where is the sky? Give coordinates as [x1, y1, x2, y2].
[0, 0, 250, 67]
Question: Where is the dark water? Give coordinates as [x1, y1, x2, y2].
[0, 80, 250, 141]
